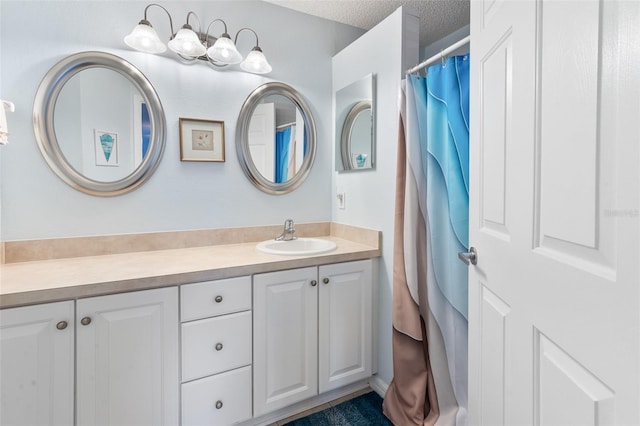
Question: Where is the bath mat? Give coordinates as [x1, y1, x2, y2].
[282, 391, 392, 425]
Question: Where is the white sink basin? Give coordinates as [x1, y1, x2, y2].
[256, 237, 337, 256]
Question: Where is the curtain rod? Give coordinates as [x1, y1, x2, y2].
[406, 35, 471, 75]
[276, 121, 296, 130]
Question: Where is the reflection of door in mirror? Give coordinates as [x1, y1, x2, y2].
[54, 68, 145, 182]
[248, 102, 276, 180]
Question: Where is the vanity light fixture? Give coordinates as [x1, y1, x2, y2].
[124, 3, 272, 74]
[236, 28, 272, 74]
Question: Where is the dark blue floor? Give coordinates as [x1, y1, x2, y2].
[283, 391, 392, 426]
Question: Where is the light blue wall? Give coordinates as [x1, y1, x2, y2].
[332, 7, 420, 389]
[0, 0, 364, 241]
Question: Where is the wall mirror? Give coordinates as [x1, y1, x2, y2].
[335, 73, 376, 171]
[33, 51, 166, 196]
[236, 82, 316, 195]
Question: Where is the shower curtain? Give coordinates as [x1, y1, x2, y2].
[275, 126, 293, 183]
[383, 54, 470, 426]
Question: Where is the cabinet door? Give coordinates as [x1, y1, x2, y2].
[76, 287, 179, 426]
[319, 260, 372, 393]
[253, 267, 318, 416]
[0, 301, 74, 426]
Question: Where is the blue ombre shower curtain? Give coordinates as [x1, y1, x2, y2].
[275, 127, 292, 183]
[384, 54, 469, 426]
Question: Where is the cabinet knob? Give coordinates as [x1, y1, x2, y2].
[214, 295, 223, 303]
[215, 400, 223, 410]
[80, 316, 92, 326]
[215, 343, 223, 351]
[323, 277, 330, 284]
[310, 280, 317, 287]
[56, 320, 68, 330]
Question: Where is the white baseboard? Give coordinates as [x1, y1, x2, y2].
[368, 374, 389, 398]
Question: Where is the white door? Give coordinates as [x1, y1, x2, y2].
[469, 1, 640, 424]
[318, 260, 372, 393]
[248, 102, 276, 181]
[76, 287, 179, 426]
[0, 301, 74, 426]
[253, 267, 318, 416]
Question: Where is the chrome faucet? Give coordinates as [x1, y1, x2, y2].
[276, 219, 296, 241]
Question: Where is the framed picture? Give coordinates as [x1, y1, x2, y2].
[94, 130, 119, 166]
[179, 118, 225, 162]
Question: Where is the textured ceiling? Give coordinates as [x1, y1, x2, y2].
[263, 0, 470, 46]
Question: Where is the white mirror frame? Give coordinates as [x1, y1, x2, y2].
[236, 82, 317, 195]
[33, 51, 166, 196]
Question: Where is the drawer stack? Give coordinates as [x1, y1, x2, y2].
[180, 277, 252, 426]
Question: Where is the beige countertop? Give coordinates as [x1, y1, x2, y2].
[0, 236, 380, 309]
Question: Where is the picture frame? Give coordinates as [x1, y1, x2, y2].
[94, 130, 119, 166]
[179, 118, 225, 162]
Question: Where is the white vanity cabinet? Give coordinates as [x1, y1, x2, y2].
[0, 301, 75, 426]
[180, 276, 253, 426]
[0, 287, 178, 426]
[76, 287, 179, 426]
[253, 259, 373, 417]
[253, 267, 319, 416]
[318, 260, 373, 393]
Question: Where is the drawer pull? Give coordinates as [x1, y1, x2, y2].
[323, 277, 330, 284]
[215, 343, 223, 351]
[80, 316, 92, 326]
[215, 400, 223, 410]
[310, 280, 317, 287]
[214, 295, 223, 303]
[56, 321, 68, 330]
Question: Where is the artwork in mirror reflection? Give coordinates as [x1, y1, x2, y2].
[54, 68, 150, 182]
[248, 94, 306, 183]
[335, 73, 376, 171]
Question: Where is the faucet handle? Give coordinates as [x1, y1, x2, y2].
[284, 219, 295, 229]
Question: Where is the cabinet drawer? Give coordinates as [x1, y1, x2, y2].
[182, 366, 252, 426]
[182, 311, 252, 382]
[181, 276, 251, 321]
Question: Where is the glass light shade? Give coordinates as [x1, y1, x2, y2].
[240, 48, 272, 74]
[168, 27, 206, 57]
[124, 22, 166, 54]
[206, 35, 242, 65]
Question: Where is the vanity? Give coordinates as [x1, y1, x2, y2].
[1, 39, 382, 425]
[0, 224, 380, 426]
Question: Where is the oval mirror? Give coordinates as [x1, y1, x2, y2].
[33, 51, 166, 196]
[335, 73, 376, 171]
[236, 82, 316, 195]
[341, 101, 372, 169]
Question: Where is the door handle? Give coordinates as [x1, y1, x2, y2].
[458, 247, 477, 266]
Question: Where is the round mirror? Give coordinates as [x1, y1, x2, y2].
[33, 51, 166, 196]
[236, 82, 316, 195]
[341, 101, 372, 170]
[335, 73, 375, 172]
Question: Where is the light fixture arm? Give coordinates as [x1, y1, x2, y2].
[234, 27, 260, 47]
[142, 3, 175, 37]
[184, 11, 202, 34]
[204, 18, 230, 41]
